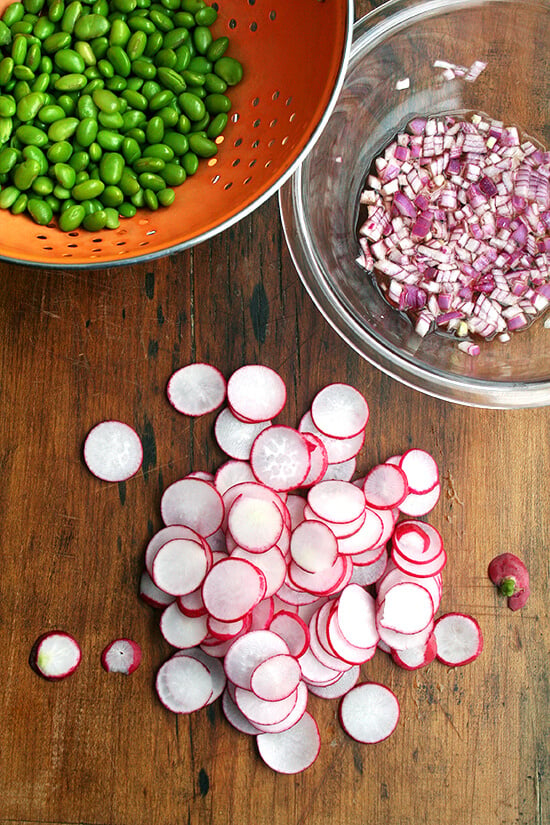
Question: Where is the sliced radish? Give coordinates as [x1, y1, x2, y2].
[376, 618, 434, 652]
[434, 613, 483, 666]
[227, 365, 287, 423]
[214, 459, 256, 495]
[230, 545, 287, 598]
[391, 633, 437, 671]
[214, 407, 272, 460]
[310, 383, 369, 439]
[326, 607, 377, 666]
[307, 480, 366, 525]
[160, 601, 209, 648]
[377, 565, 441, 614]
[307, 664, 360, 699]
[298, 646, 345, 686]
[234, 685, 299, 726]
[321, 457, 357, 482]
[160, 478, 224, 537]
[151, 536, 212, 596]
[363, 463, 409, 509]
[222, 687, 262, 734]
[83, 420, 142, 482]
[250, 654, 302, 701]
[145, 524, 203, 577]
[250, 426, 310, 491]
[166, 363, 226, 416]
[377, 582, 434, 635]
[392, 520, 441, 565]
[290, 519, 338, 573]
[156, 654, 213, 713]
[139, 569, 175, 609]
[202, 558, 267, 622]
[101, 639, 142, 674]
[337, 584, 379, 649]
[223, 629, 289, 689]
[269, 610, 310, 658]
[256, 711, 321, 774]
[336, 507, 384, 555]
[399, 482, 441, 516]
[349, 551, 388, 587]
[248, 597, 275, 631]
[399, 448, 439, 494]
[207, 614, 250, 641]
[310, 602, 353, 672]
[303, 503, 366, 540]
[285, 494, 307, 530]
[177, 587, 206, 617]
[177, 647, 227, 704]
[275, 579, 322, 607]
[31, 631, 81, 680]
[252, 680, 308, 733]
[288, 554, 349, 596]
[339, 683, 400, 743]
[392, 545, 447, 578]
[227, 494, 284, 552]
[299, 411, 365, 463]
[299, 432, 330, 487]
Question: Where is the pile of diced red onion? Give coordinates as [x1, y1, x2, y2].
[357, 113, 550, 355]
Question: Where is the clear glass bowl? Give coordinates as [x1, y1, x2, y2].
[280, 0, 550, 408]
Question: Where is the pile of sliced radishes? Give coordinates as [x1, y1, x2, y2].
[136, 363, 483, 773]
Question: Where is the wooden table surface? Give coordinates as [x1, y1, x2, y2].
[0, 1, 548, 824]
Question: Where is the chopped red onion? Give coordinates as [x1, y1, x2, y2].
[357, 113, 550, 355]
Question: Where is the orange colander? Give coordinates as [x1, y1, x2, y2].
[0, 0, 353, 268]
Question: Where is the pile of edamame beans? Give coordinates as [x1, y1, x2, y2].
[0, 0, 243, 231]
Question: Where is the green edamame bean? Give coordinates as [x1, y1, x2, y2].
[214, 56, 243, 86]
[13, 156, 41, 188]
[77, 93, 97, 118]
[192, 25, 212, 55]
[43, 31, 72, 53]
[160, 161, 185, 185]
[82, 207, 107, 230]
[2, 3, 25, 28]
[61, 0, 82, 33]
[0, 185, 20, 208]
[69, 149, 90, 171]
[53, 161, 76, 188]
[72, 177, 105, 199]
[181, 149, 198, 175]
[121, 135, 140, 163]
[0, 146, 18, 173]
[206, 35, 228, 64]
[32, 71, 51, 92]
[143, 187, 157, 209]
[0, 116, 13, 143]
[130, 187, 144, 207]
[206, 111, 227, 139]
[195, 5, 217, 26]
[162, 129, 188, 154]
[0, 20, 11, 46]
[132, 57, 156, 79]
[109, 19, 131, 47]
[31, 174, 54, 195]
[47, 116, 78, 141]
[88, 140, 101, 161]
[119, 166, 139, 195]
[54, 48, 85, 73]
[163, 26, 189, 50]
[11, 34, 28, 65]
[47, 140, 72, 162]
[99, 150, 124, 184]
[154, 47, 176, 68]
[119, 200, 136, 217]
[107, 44, 131, 76]
[75, 115, 98, 145]
[96, 128, 123, 149]
[173, 10, 194, 28]
[179, 91, 204, 121]
[25, 43, 41, 73]
[47, 0, 64, 23]
[22, 144, 48, 173]
[96, 58, 113, 78]
[103, 206, 119, 228]
[121, 108, 146, 130]
[148, 88, 174, 110]
[141, 79, 160, 99]
[181, 69, 204, 87]
[112, 0, 136, 12]
[205, 92, 231, 114]
[188, 131, 216, 158]
[16, 123, 48, 145]
[143, 142, 174, 161]
[57, 93, 77, 114]
[143, 30, 163, 58]
[54, 72, 87, 91]
[154, 65, 184, 94]
[0, 95, 16, 117]
[11, 192, 28, 214]
[148, 8, 173, 31]
[126, 29, 146, 60]
[98, 109, 124, 128]
[33, 16, 55, 39]
[173, 43, 191, 72]
[92, 87, 120, 113]
[133, 155, 164, 172]
[175, 113, 191, 134]
[138, 170, 164, 191]
[157, 104, 178, 127]
[99, 183, 123, 206]
[188, 55, 211, 74]
[13, 65, 35, 82]
[74, 40, 96, 65]
[125, 125, 144, 143]
[180, 0, 204, 13]
[0, 56, 14, 84]
[127, 15, 155, 34]
[74, 13, 110, 40]
[58, 202, 85, 230]
[145, 114, 164, 143]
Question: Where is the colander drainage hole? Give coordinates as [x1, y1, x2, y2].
[269, 10, 276, 21]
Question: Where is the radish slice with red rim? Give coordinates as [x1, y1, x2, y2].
[349, 552, 388, 587]
[83, 420, 143, 482]
[377, 582, 434, 635]
[207, 614, 250, 641]
[399, 482, 441, 516]
[398, 449, 439, 494]
[160, 478, 225, 537]
[392, 545, 447, 578]
[363, 463, 409, 509]
[202, 557, 267, 622]
[336, 584, 379, 649]
[391, 633, 437, 671]
[145, 525, 204, 577]
[250, 653, 302, 701]
[339, 683, 400, 743]
[234, 685, 299, 726]
[222, 688, 262, 735]
[326, 607, 377, 666]
[376, 618, 434, 652]
[176, 647, 227, 704]
[290, 519, 338, 573]
[288, 555, 348, 596]
[310, 383, 369, 439]
[256, 711, 321, 774]
[101, 639, 142, 674]
[336, 507, 384, 555]
[177, 587, 207, 617]
[300, 433, 329, 487]
[434, 613, 483, 666]
[248, 596, 275, 631]
[250, 426, 311, 491]
[166, 363, 226, 417]
[226, 365, 287, 423]
[307, 665, 360, 699]
[227, 494, 284, 552]
[214, 459, 256, 495]
[299, 411, 365, 463]
[160, 601, 209, 648]
[151, 536, 212, 596]
[285, 494, 307, 530]
[321, 457, 357, 482]
[231, 545, 287, 598]
[298, 645, 347, 686]
[30, 631, 81, 680]
[307, 480, 366, 525]
[139, 569, 175, 609]
[252, 680, 308, 733]
[269, 610, 309, 658]
[223, 629, 290, 689]
[304, 503, 367, 540]
[156, 654, 213, 713]
[214, 407, 272, 461]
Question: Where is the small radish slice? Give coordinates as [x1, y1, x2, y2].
[307, 480, 366, 524]
[177, 587, 206, 617]
[31, 631, 81, 680]
[249, 597, 275, 631]
[298, 645, 345, 686]
[222, 687, 262, 735]
[139, 570, 175, 609]
[250, 654, 302, 701]
[399, 482, 441, 516]
[252, 680, 308, 733]
[392, 546, 447, 578]
[160, 478, 224, 537]
[202, 558, 267, 621]
[145, 525, 203, 577]
[288, 555, 348, 596]
[337, 584, 379, 649]
[310, 383, 369, 439]
[376, 618, 434, 652]
[256, 711, 321, 774]
[214, 459, 256, 494]
[166, 363, 226, 417]
[363, 463, 409, 509]
[234, 685, 299, 726]
[321, 457, 357, 482]
[304, 503, 366, 540]
[339, 683, 400, 743]
[214, 407, 272, 460]
[275, 580, 322, 607]
[227, 494, 284, 552]
[285, 494, 307, 530]
[101, 639, 142, 674]
[227, 365, 287, 423]
[349, 552, 388, 587]
[434, 613, 483, 666]
[207, 614, 250, 641]
[377, 582, 434, 635]
[176, 647, 227, 704]
[160, 601, 209, 648]
[391, 633, 437, 671]
[299, 411, 365, 463]
[399, 449, 439, 494]
[151, 537, 212, 596]
[310, 603, 353, 672]
[83, 420, 142, 482]
[290, 520, 338, 573]
[326, 607, 377, 666]
[269, 611, 309, 658]
[186, 470, 215, 482]
[337, 507, 384, 555]
[156, 654, 213, 713]
[377, 565, 441, 614]
[392, 520, 439, 565]
[250, 426, 311, 491]
[307, 665, 360, 699]
[300, 433, 329, 487]
[231, 545, 287, 598]
[223, 629, 289, 689]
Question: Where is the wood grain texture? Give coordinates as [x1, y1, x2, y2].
[0, 2, 548, 824]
